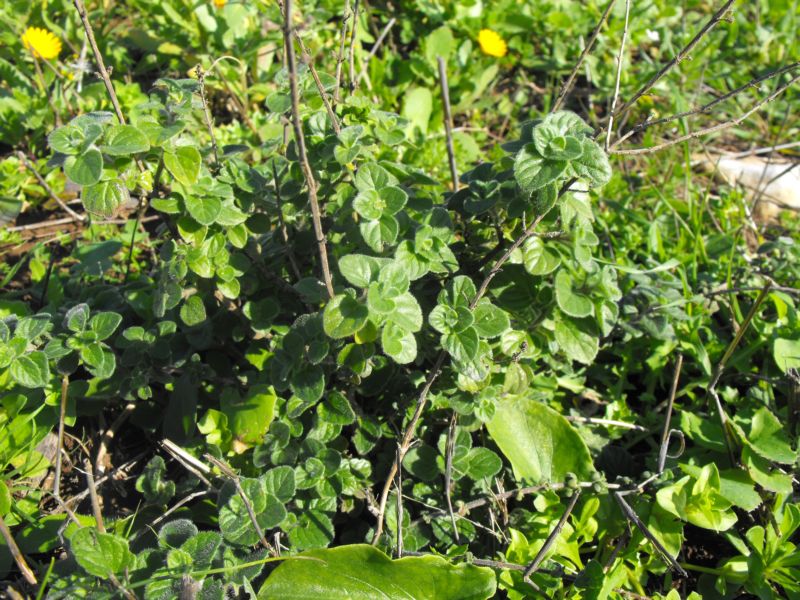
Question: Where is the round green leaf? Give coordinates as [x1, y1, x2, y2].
[101, 124, 150, 155]
[64, 148, 103, 186]
[323, 294, 369, 339]
[180, 295, 207, 326]
[184, 195, 222, 226]
[164, 146, 201, 186]
[81, 179, 130, 218]
[555, 269, 594, 318]
[554, 314, 599, 365]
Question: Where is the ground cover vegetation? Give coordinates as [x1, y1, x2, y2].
[0, 0, 799, 597]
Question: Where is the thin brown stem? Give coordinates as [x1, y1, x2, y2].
[658, 355, 683, 473]
[333, 0, 352, 102]
[53, 375, 69, 503]
[0, 514, 37, 585]
[273, 2, 342, 134]
[17, 152, 84, 222]
[612, 61, 800, 149]
[84, 459, 106, 533]
[347, 0, 361, 93]
[394, 446, 404, 556]
[195, 66, 220, 168]
[205, 455, 275, 554]
[611, 73, 800, 155]
[444, 412, 459, 543]
[552, 0, 617, 112]
[95, 402, 136, 476]
[523, 490, 581, 584]
[72, 0, 126, 125]
[356, 17, 396, 86]
[605, 0, 631, 150]
[283, 0, 335, 299]
[438, 57, 459, 191]
[614, 492, 687, 576]
[611, 0, 737, 121]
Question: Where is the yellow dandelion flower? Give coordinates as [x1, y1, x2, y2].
[213, 0, 226, 8]
[21, 26, 62, 60]
[478, 29, 507, 58]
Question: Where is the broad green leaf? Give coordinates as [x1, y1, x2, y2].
[379, 186, 408, 215]
[354, 163, 392, 192]
[323, 294, 369, 339]
[218, 478, 286, 546]
[381, 321, 417, 364]
[318, 391, 356, 425]
[291, 364, 325, 404]
[487, 395, 594, 483]
[472, 301, 510, 338]
[263, 466, 296, 503]
[80, 342, 115, 379]
[353, 190, 383, 220]
[360, 215, 399, 253]
[101, 124, 150, 155]
[184, 195, 222, 226]
[338, 254, 385, 288]
[681, 465, 761, 512]
[287, 510, 335, 550]
[443, 326, 479, 363]
[464, 448, 503, 480]
[0, 481, 10, 516]
[522, 237, 560, 275]
[266, 92, 291, 113]
[531, 182, 559, 215]
[70, 528, 133, 578]
[180, 296, 207, 326]
[15, 314, 51, 340]
[514, 143, 567, 193]
[64, 304, 90, 332]
[64, 148, 103, 186]
[48, 124, 85, 154]
[89, 312, 122, 340]
[257, 544, 496, 600]
[746, 407, 796, 464]
[388, 292, 423, 332]
[773, 338, 800, 372]
[10, 352, 50, 388]
[164, 146, 201, 186]
[554, 314, 599, 365]
[221, 384, 277, 446]
[402, 87, 433, 134]
[573, 139, 612, 188]
[81, 179, 130, 218]
[555, 270, 594, 318]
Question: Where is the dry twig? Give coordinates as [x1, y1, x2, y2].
[437, 57, 459, 190]
[444, 413, 459, 543]
[605, 0, 631, 150]
[0, 514, 37, 585]
[282, 0, 335, 299]
[552, 0, 617, 112]
[523, 490, 581, 586]
[16, 152, 84, 223]
[612, 74, 800, 155]
[611, 0, 737, 121]
[83, 459, 106, 533]
[333, 0, 352, 102]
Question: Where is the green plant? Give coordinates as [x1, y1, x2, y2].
[0, 0, 799, 597]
